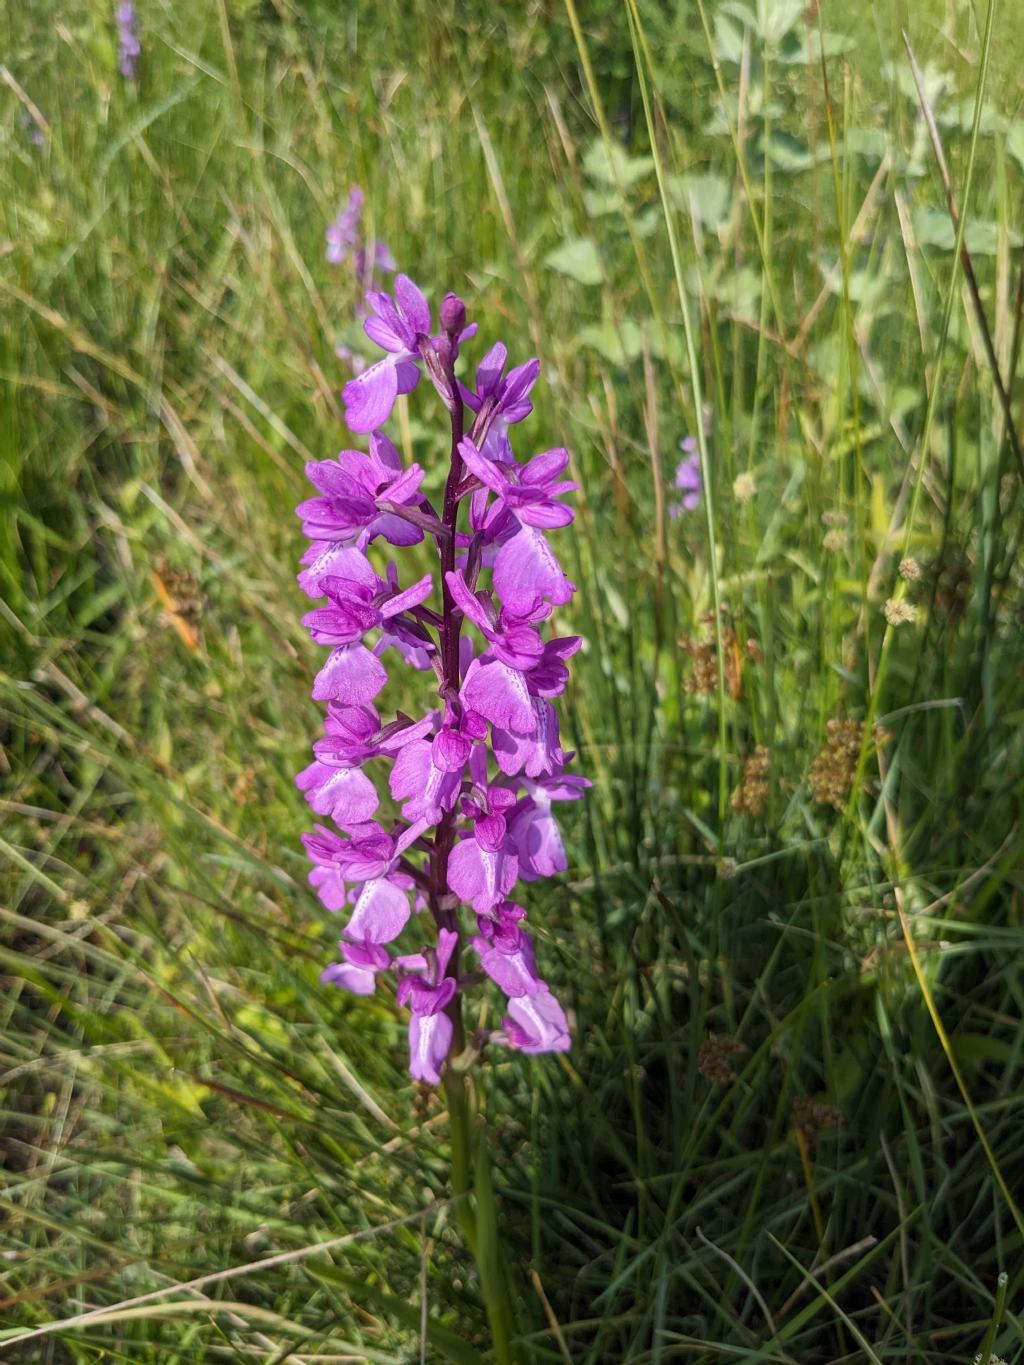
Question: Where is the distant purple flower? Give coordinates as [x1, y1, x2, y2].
[326, 185, 396, 304]
[299, 277, 587, 1083]
[326, 188, 364, 266]
[357, 241, 398, 276]
[116, 2, 140, 80]
[335, 345, 367, 378]
[669, 435, 702, 518]
[20, 110, 46, 149]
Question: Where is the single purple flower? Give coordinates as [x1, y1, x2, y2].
[492, 699, 566, 779]
[502, 989, 571, 1054]
[302, 817, 428, 940]
[297, 704, 434, 828]
[296, 434, 428, 582]
[341, 275, 476, 434]
[459, 342, 541, 462]
[460, 440, 577, 531]
[471, 903, 542, 998]
[395, 929, 458, 1084]
[371, 241, 397, 274]
[508, 774, 590, 880]
[460, 635, 581, 777]
[302, 566, 433, 649]
[341, 276, 432, 433]
[320, 939, 390, 995]
[446, 569, 548, 671]
[454, 442, 579, 617]
[447, 751, 519, 912]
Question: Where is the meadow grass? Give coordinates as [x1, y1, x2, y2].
[2, 0, 1023, 1360]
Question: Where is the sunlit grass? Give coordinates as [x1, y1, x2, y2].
[1, 0, 1023, 1359]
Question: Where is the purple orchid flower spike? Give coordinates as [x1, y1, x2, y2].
[669, 435, 702, 517]
[326, 187, 396, 294]
[326, 187, 364, 265]
[116, 2, 141, 80]
[295, 271, 586, 1088]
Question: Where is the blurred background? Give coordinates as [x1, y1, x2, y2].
[2, 0, 1023, 1359]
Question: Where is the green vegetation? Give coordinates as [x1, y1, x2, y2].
[2, 0, 1023, 1359]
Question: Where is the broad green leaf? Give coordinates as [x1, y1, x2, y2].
[712, 265, 762, 321]
[755, 0, 805, 44]
[579, 321, 644, 365]
[669, 172, 732, 226]
[936, 97, 1006, 134]
[579, 319, 683, 365]
[582, 137, 654, 188]
[583, 187, 622, 217]
[545, 237, 603, 285]
[777, 26, 856, 63]
[713, 10, 745, 64]
[760, 129, 826, 172]
[913, 208, 1021, 254]
[845, 127, 889, 161]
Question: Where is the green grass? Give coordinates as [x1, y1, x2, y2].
[2, 0, 1024, 1359]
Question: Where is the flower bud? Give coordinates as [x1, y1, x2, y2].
[440, 292, 466, 336]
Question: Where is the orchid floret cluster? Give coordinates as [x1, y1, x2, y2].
[295, 273, 587, 1084]
[669, 435, 702, 518]
[115, 2, 140, 80]
[326, 186, 397, 278]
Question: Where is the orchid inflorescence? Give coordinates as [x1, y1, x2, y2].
[326, 186, 397, 279]
[295, 273, 588, 1084]
[115, 2, 140, 81]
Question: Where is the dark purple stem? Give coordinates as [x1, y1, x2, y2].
[428, 335, 466, 1055]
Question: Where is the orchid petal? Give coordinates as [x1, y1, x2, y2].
[312, 644, 388, 704]
[462, 657, 535, 734]
[394, 274, 431, 336]
[343, 355, 400, 434]
[493, 525, 575, 616]
[449, 836, 518, 912]
[320, 960, 378, 994]
[345, 877, 410, 944]
[503, 989, 570, 1054]
[296, 761, 379, 827]
[408, 1010, 453, 1084]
